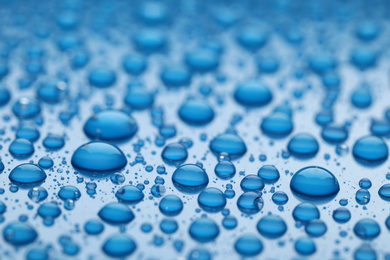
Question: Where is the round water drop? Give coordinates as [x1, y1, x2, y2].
[26, 248, 49, 260]
[305, 219, 327, 237]
[272, 191, 288, 205]
[236, 26, 268, 52]
[84, 219, 104, 235]
[28, 187, 48, 203]
[214, 161, 236, 180]
[355, 21, 381, 41]
[351, 87, 372, 108]
[292, 203, 320, 223]
[222, 216, 237, 230]
[88, 67, 116, 88]
[124, 87, 154, 110]
[350, 48, 378, 70]
[137, 1, 168, 25]
[197, 187, 226, 213]
[294, 238, 316, 256]
[240, 175, 264, 192]
[70, 49, 89, 69]
[352, 136, 388, 165]
[9, 138, 34, 158]
[0, 86, 10, 106]
[234, 80, 272, 108]
[102, 235, 136, 258]
[172, 164, 209, 194]
[3, 222, 37, 246]
[122, 54, 147, 76]
[71, 142, 127, 174]
[115, 185, 144, 204]
[12, 97, 41, 119]
[261, 112, 293, 138]
[133, 29, 166, 54]
[38, 156, 53, 169]
[9, 164, 46, 186]
[185, 49, 219, 73]
[379, 184, 390, 201]
[309, 53, 337, 74]
[161, 143, 188, 165]
[354, 219, 380, 240]
[42, 134, 65, 150]
[188, 249, 211, 260]
[321, 125, 348, 144]
[84, 110, 138, 142]
[178, 99, 215, 126]
[209, 133, 247, 160]
[98, 203, 135, 225]
[36, 79, 68, 104]
[332, 207, 351, 224]
[16, 124, 40, 142]
[356, 189, 370, 205]
[354, 244, 377, 260]
[257, 165, 280, 184]
[315, 110, 333, 126]
[159, 195, 183, 216]
[234, 235, 263, 257]
[370, 120, 390, 137]
[290, 166, 339, 201]
[287, 133, 319, 158]
[160, 219, 178, 234]
[38, 202, 61, 224]
[237, 192, 264, 214]
[257, 55, 279, 74]
[189, 218, 219, 243]
[257, 215, 287, 239]
[58, 186, 81, 201]
[160, 66, 191, 88]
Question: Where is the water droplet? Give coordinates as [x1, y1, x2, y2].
[261, 112, 293, 138]
[83, 110, 138, 142]
[189, 218, 219, 243]
[214, 161, 236, 180]
[172, 164, 209, 194]
[71, 142, 127, 175]
[257, 215, 287, 239]
[354, 219, 380, 240]
[287, 133, 319, 158]
[237, 192, 264, 214]
[9, 138, 35, 158]
[161, 143, 188, 165]
[234, 80, 272, 107]
[9, 164, 46, 186]
[234, 235, 263, 257]
[3, 222, 37, 246]
[98, 203, 135, 225]
[257, 165, 280, 184]
[178, 99, 215, 126]
[159, 195, 183, 216]
[102, 235, 137, 258]
[290, 166, 339, 201]
[352, 136, 388, 165]
[197, 187, 226, 213]
[209, 133, 247, 160]
[115, 185, 144, 204]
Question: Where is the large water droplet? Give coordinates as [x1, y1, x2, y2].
[9, 164, 46, 186]
[98, 203, 135, 225]
[209, 133, 247, 160]
[290, 166, 340, 201]
[352, 136, 388, 165]
[172, 164, 209, 194]
[83, 110, 138, 142]
[71, 142, 127, 175]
